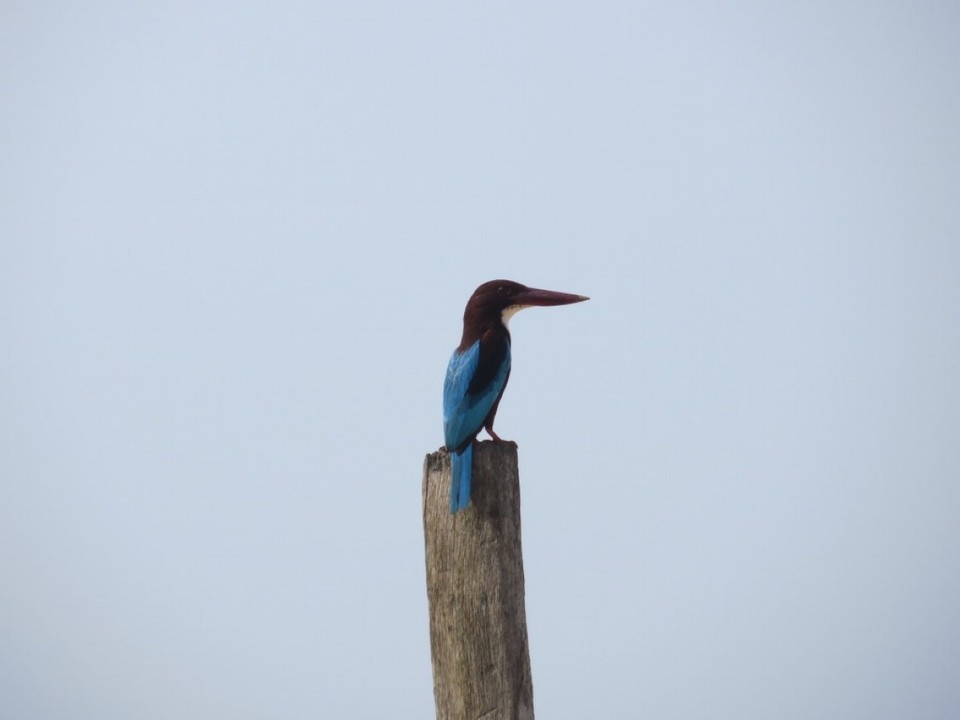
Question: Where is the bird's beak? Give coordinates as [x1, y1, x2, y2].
[514, 287, 590, 307]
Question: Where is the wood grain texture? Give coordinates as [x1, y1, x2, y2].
[422, 441, 534, 720]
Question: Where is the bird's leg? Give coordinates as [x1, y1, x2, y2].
[483, 387, 508, 442]
[484, 421, 504, 442]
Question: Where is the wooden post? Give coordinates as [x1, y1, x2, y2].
[422, 441, 534, 720]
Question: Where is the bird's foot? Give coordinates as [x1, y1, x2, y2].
[485, 427, 504, 442]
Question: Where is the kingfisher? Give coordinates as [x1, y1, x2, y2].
[443, 280, 589, 512]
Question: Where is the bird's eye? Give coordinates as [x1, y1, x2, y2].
[497, 285, 505, 295]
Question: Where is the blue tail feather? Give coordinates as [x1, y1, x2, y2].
[450, 444, 473, 513]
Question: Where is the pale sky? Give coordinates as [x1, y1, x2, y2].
[2, 2, 959, 719]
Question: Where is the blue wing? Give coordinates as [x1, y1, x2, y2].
[443, 339, 511, 451]
[443, 339, 511, 512]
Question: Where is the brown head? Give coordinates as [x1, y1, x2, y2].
[459, 280, 589, 348]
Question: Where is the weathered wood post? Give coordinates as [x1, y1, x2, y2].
[422, 440, 534, 720]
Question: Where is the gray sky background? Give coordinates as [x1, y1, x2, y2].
[2, 2, 959, 718]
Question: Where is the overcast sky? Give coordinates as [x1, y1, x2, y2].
[2, 2, 959, 719]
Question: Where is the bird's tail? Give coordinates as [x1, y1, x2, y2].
[450, 443, 473, 513]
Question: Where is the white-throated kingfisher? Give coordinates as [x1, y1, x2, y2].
[443, 280, 589, 512]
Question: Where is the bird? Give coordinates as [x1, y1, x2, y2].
[443, 280, 589, 512]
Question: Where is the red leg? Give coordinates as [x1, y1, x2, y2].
[484, 422, 503, 442]
[483, 378, 509, 442]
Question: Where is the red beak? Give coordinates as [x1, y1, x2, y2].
[513, 287, 590, 307]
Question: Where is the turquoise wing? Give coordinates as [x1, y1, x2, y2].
[443, 339, 510, 452]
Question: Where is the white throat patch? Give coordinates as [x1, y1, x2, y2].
[501, 305, 530, 327]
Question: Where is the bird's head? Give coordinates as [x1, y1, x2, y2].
[464, 279, 589, 329]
